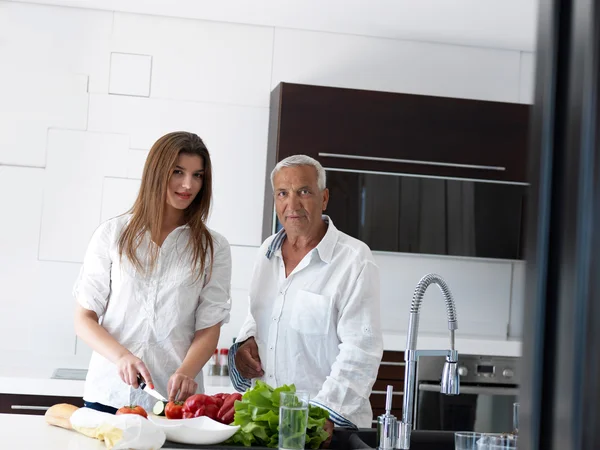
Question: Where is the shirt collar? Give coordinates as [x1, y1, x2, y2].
[265, 215, 338, 264]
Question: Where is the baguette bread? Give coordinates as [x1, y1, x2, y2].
[45, 403, 79, 430]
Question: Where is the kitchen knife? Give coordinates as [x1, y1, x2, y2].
[137, 374, 168, 402]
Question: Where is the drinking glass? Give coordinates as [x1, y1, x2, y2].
[279, 391, 310, 450]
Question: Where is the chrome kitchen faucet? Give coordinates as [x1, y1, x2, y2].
[396, 274, 460, 449]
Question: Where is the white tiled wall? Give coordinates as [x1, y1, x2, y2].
[0, 1, 533, 368]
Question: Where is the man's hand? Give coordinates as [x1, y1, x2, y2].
[235, 337, 264, 379]
[321, 419, 334, 448]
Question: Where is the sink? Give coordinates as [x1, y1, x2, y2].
[51, 368, 88, 380]
[333, 428, 455, 450]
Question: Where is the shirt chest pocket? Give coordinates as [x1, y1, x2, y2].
[289, 290, 333, 336]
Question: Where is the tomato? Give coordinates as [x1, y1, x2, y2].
[165, 401, 184, 420]
[116, 405, 148, 419]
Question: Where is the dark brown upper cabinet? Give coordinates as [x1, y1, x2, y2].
[263, 82, 531, 260]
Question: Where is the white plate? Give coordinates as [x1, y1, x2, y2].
[147, 415, 240, 445]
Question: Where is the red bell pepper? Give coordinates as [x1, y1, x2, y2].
[204, 403, 220, 421]
[211, 394, 226, 409]
[182, 394, 218, 419]
[217, 393, 242, 424]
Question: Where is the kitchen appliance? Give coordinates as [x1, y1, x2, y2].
[414, 354, 519, 434]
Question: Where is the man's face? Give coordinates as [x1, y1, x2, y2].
[273, 165, 329, 236]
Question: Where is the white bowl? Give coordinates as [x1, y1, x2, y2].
[147, 415, 240, 445]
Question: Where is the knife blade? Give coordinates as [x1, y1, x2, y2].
[137, 374, 168, 402]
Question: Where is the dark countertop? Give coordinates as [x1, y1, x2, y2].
[164, 428, 456, 450]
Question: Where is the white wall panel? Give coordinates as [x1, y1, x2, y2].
[508, 261, 526, 338]
[219, 288, 250, 349]
[0, 71, 88, 167]
[39, 130, 129, 263]
[519, 52, 536, 104]
[88, 94, 268, 246]
[112, 13, 274, 107]
[5, 0, 538, 51]
[272, 28, 522, 103]
[109, 52, 153, 97]
[100, 177, 141, 222]
[230, 245, 260, 290]
[375, 252, 513, 338]
[0, 166, 44, 263]
[126, 149, 149, 179]
[0, 2, 113, 93]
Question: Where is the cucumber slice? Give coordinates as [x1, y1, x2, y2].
[153, 400, 167, 416]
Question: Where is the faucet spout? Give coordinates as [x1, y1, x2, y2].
[407, 273, 458, 352]
[396, 274, 459, 450]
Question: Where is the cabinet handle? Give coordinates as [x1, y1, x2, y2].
[11, 405, 50, 411]
[380, 361, 405, 367]
[318, 152, 507, 172]
[323, 166, 529, 186]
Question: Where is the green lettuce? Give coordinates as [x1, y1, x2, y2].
[225, 380, 330, 448]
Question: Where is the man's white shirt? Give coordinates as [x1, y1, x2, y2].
[231, 216, 383, 428]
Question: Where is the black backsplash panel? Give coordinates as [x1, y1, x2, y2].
[326, 171, 526, 260]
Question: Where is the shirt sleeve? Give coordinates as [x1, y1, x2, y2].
[72, 221, 114, 318]
[228, 304, 257, 391]
[195, 233, 232, 331]
[310, 260, 384, 428]
[228, 341, 252, 392]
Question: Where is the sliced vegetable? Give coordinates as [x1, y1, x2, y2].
[152, 401, 166, 417]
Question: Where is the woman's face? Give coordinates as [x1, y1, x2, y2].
[165, 153, 204, 211]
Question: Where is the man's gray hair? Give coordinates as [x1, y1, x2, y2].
[270, 155, 327, 191]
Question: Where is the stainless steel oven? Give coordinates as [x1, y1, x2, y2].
[414, 354, 519, 433]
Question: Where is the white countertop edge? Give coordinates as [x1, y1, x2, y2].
[0, 374, 236, 397]
[382, 332, 521, 357]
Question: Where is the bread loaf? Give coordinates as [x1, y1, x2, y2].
[45, 403, 79, 430]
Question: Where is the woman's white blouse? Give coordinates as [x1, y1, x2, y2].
[73, 214, 232, 410]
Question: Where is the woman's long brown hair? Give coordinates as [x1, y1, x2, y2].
[118, 131, 214, 280]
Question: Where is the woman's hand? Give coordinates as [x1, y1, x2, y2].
[116, 353, 153, 389]
[168, 371, 198, 402]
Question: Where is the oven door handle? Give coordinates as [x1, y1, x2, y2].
[419, 383, 519, 396]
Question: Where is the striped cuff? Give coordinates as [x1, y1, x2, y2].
[309, 400, 357, 429]
[228, 342, 252, 392]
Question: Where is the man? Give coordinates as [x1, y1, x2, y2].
[229, 154, 383, 433]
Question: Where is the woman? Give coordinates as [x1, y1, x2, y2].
[74, 131, 231, 413]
